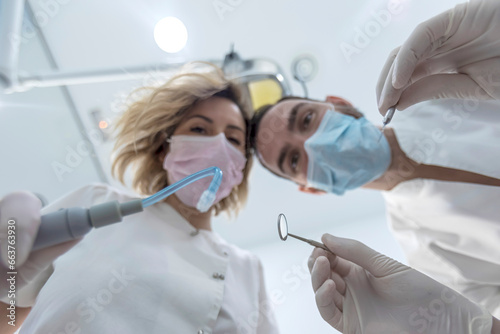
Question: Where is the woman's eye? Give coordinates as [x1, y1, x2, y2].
[228, 137, 241, 146]
[190, 126, 206, 134]
[290, 153, 299, 172]
[303, 112, 313, 129]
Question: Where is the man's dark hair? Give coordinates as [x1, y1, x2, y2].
[249, 103, 274, 153]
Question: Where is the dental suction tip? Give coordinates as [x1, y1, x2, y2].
[196, 189, 217, 212]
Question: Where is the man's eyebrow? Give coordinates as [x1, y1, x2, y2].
[288, 103, 305, 132]
[188, 115, 213, 123]
[278, 144, 291, 174]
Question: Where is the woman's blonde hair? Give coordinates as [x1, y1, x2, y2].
[111, 62, 253, 216]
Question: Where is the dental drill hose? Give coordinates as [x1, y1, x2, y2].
[32, 167, 223, 251]
[32, 199, 143, 251]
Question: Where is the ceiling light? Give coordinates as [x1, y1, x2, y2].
[154, 17, 188, 53]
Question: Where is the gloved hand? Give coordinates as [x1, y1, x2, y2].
[377, 0, 500, 115]
[0, 191, 79, 300]
[308, 234, 494, 334]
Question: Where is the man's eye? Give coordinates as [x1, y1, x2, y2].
[290, 153, 299, 172]
[190, 127, 206, 134]
[303, 112, 313, 129]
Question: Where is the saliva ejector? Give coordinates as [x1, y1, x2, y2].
[32, 167, 223, 251]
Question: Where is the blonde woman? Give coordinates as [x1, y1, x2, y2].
[0, 63, 279, 334]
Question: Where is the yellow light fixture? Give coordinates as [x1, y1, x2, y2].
[248, 78, 283, 110]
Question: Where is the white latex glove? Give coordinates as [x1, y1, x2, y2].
[377, 0, 500, 115]
[0, 191, 79, 300]
[308, 234, 494, 334]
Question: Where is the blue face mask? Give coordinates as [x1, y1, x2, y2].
[304, 109, 391, 195]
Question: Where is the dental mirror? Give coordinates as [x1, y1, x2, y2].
[277, 213, 331, 252]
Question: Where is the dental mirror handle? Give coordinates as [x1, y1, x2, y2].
[288, 233, 332, 253]
[32, 199, 143, 251]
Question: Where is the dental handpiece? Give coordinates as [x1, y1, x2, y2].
[32, 200, 144, 251]
[32, 167, 223, 251]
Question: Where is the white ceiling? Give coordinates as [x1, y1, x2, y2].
[1, 0, 465, 249]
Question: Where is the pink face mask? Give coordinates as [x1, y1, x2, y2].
[163, 133, 247, 210]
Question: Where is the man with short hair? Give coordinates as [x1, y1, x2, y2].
[250, 95, 500, 318]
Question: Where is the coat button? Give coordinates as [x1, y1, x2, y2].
[212, 273, 225, 280]
[198, 330, 204, 334]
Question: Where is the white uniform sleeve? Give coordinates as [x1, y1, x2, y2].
[255, 257, 280, 334]
[384, 194, 500, 319]
[390, 99, 500, 180]
[12, 183, 116, 307]
[457, 283, 500, 318]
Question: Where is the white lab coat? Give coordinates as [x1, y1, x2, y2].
[383, 99, 500, 317]
[18, 183, 279, 334]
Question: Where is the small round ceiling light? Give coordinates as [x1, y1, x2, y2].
[291, 54, 318, 82]
[154, 17, 188, 53]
